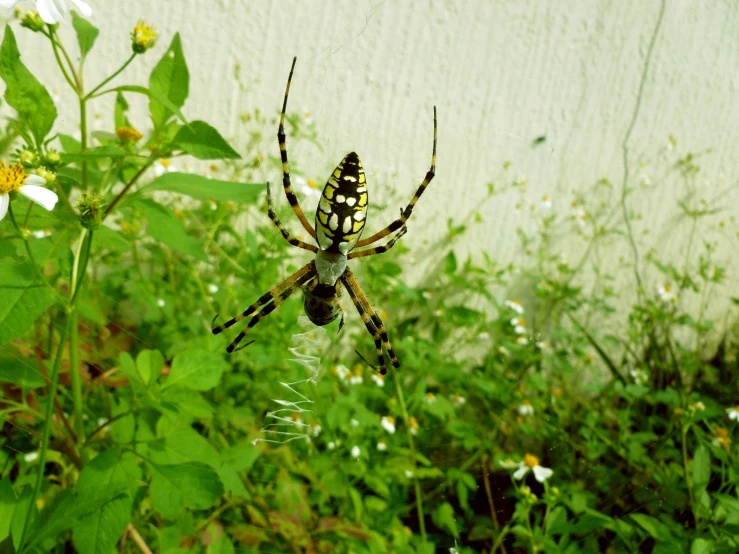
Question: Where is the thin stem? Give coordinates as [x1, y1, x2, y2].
[481, 454, 508, 554]
[18, 312, 70, 553]
[7, 203, 55, 291]
[45, 30, 78, 95]
[125, 524, 153, 554]
[50, 28, 82, 90]
[68, 310, 84, 439]
[86, 53, 137, 99]
[79, 95, 88, 189]
[682, 423, 697, 525]
[103, 157, 157, 218]
[391, 365, 426, 543]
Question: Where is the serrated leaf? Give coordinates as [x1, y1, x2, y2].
[136, 349, 165, 386]
[164, 349, 228, 390]
[110, 85, 188, 125]
[149, 33, 189, 128]
[431, 502, 459, 538]
[0, 26, 57, 145]
[141, 172, 263, 202]
[135, 199, 209, 262]
[0, 282, 56, 347]
[172, 121, 240, 160]
[71, 11, 98, 57]
[150, 425, 221, 467]
[149, 462, 223, 519]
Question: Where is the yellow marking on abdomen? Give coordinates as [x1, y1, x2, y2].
[358, 193, 367, 206]
[318, 212, 329, 225]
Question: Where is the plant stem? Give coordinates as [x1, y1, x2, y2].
[18, 312, 70, 554]
[391, 365, 426, 543]
[103, 157, 157, 217]
[86, 53, 137, 99]
[68, 310, 84, 439]
[7, 203, 55, 291]
[45, 30, 78, 95]
[79, 94, 88, 189]
[682, 423, 697, 525]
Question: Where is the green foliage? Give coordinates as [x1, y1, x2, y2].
[0, 12, 737, 554]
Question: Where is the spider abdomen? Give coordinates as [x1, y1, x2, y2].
[303, 281, 342, 326]
[315, 152, 368, 255]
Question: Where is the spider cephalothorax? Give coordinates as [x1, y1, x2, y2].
[211, 57, 436, 374]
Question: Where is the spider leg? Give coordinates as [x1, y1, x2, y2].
[355, 106, 436, 248]
[226, 268, 316, 353]
[278, 57, 317, 240]
[341, 274, 386, 374]
[266, 183, 318, 252]
[347, 225, 407, 259]
[212, 261, 315, 336]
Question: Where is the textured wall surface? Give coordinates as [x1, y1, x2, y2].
[4, 0, 738, 309]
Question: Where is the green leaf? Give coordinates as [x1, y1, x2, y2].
[149, 33, 189, 128]
[692, 444, 711, 490]
[71, 11, 99, 57]
[10, 486, 34, 552]
[150, 425, 221, 467]
[135, 199, 209, 262]
[93, 225, 131, 253]
[114, 92, 131, 129]
[142, 172, 263, 203]
[164, 349, 228, 390]
[172, 121, 240, 160]
[0, 355, 46, 388]
[0, 26, 57, 145]
[691, 538, 713, 554]
[0, 477, 16, 543]
[109, 85, 188, 125]
[149, 462, 224, 519]
[72, 449, 142, 554]
[431, 502, 459, 538]
[545, 505, 568, 535]
[61, 145, 129, 163]
[0, 281, 56, 348]
[630, 513, 672, 542]
[137, 349, 165, 386]
[444, 251, 457, 274]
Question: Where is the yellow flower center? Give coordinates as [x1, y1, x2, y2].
[160, 158, 171, 168]
[716, 427, 728, 438]
[663, 284, 671, 292]
[409, 416, 418, 429]
[116, 126, 143, 142]
[0, 162, 27, 194]
[523, 453, 539, 468]
[307, 178, 319, 189]
[133, 21, 157, 48]
[385, 416, 395, 425]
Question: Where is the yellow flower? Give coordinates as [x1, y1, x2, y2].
[116, 126, 143, 143]
[132, 21, 158, 54]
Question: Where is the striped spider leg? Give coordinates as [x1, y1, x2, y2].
[212, 262, 316, 352]
[354, 106, 437, 249]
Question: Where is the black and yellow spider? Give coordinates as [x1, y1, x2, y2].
[212, 57, 436, 375]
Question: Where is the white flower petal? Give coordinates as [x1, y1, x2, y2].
[0, 0, 20, 8]
[37, 0, 66, 23]
[0, 194, 8, 221]
[512, 466, 529, 480]
[533, 465, 553, 483]
[69, 0, 91, 16]
[19, 184, 58, 211]
[24, 174, 46, 186]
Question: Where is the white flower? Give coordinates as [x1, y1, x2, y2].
[350, 418, 359, 427]
[294, 175, 322, 200]
[504, 299, 524, 314]
[350, 445, 360, 459]
[477, 331, 490, 341]
[32, 229, 52, 238]
[509, 453, 553, 483]
[371, 373, 385, 387]
[409, 417, 419, 435]
[209, 200, 218, 211]
[156, 298, 165, 307]
[518, 401, 534, 417]
[0, 0, 92, 24]
[657, 284, 676, 303]
[536, 340, 550, 350]
[153, 158, 176, 177]
[540, 194, 552, 209]
[726, 406, 739, 421]
[0, 164, 58, 222]
[434, 308, 444, 317]
[404, 470, 414, 478]
[451, 394, 466, 407]
[310, 422, 321, 437]
[327, 441, 336, 450]
[629, 368, 649, 386]
[510, 317, 527, 335]
[516, 336, 529, 345]
[381, 416, 396, 434]
[450, 548, 459, 554]
[207, 283, 219, 294]
[349, 371, 363, 386]
[574, 207, 588, 228]
[422, 290, 433, 300]
[377, 440, 387, 451]
[24, 451, 39, 462]
[333, 364, 350, 381]
[425, 392, 437, 404]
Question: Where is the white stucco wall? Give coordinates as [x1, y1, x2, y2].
[5, 0, 739, 318]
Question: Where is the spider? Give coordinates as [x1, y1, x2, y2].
[211, 57, 436, 375]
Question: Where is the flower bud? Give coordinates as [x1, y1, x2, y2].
[20, 10, 45, 32]
[18, 149, 36, 166]
[77, 192, 105, 230]
[35, 166, 56, 184]
[43, 150, 62, 168]
[116, 126, 143, 143]
[131, 21, 158, 54]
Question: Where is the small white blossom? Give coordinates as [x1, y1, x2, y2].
[507, 453, 553, 483]
[434, 308, 444, 317]
[630, 368, 649, 386]
[156, 298, 165, 307]
[24, 451, 39, 462]
[1, 0, 92, 24]
[0, 166, 58, 221]
[477, 331, 490, 341]
[209, 200, 218, 211]
[505, 299, 524, 314]
[451, 394, 466, 407]
[350, 418, 359, 427]
[574, 207, 588, 228]
[153, 158, 177, 177]
[727, 406, 739, 421]
[31, 229, 52, 238]
[207, 283, 219, 294]
[377, 440, 387, 451]
[327, 441, 336, 450]
[425, 392, 437, 404]
[540, 194, 552, 209]
[350, 445, 360, 459]
[518, 401, 534, 417]
[371, 373, 385, 387]
[510, 317, 527, 335]
[333, 364, 350, 380]
[294, 175, 322, 200]
[657, 284, 676, 303]
[404, 470, 414, 478]
[381, 416, 396, 434]
[516, 336, 529, 345]
[349, 371, 363, 386]
[536, 340, 550, 350]
[422, 290, 433, 300]
[310, 423, 321, 437]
